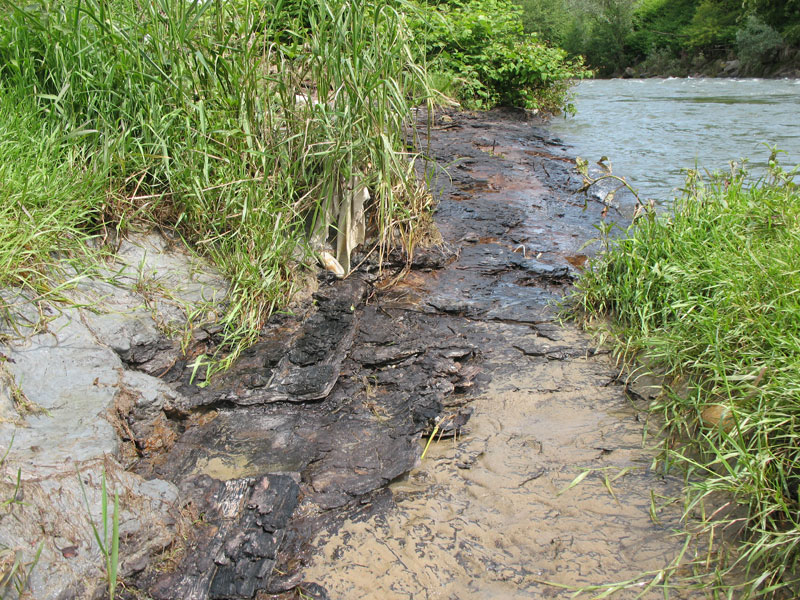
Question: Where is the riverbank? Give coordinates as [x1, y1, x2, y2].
[573, 157, 800, 597]
[619, 48, 800, 79]
[0, 0, 587, 385]
[0, 0, 442, 386]
[0, 105, 703, 599]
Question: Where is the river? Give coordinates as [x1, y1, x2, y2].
[549, 78, 800, 202]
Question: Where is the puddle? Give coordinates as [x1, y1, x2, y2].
[305, 326, 700, 599]
[194, 453, 260, 480]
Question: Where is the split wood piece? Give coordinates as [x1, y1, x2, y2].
[150, 474, 299, 600]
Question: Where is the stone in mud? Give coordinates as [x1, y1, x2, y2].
[288, 312, 353, 367]
[512, 337, 595, 360]
[0, 457, 179, 600]
[701, 403, 735, 432]
[276, 364, 340, 399]
[117, 369, 189, 456]
[0, 231, 228, 600]
[88, 309, 167, 368]
[378, 243, 457, 272]
[141, 295, 480, 537]
[533, 322, 564, 341]
[0, 309, 122, 468]
[186, 277, 367, 408]
[112, 232, 229, 312]
[461, 244, 557, 276]
[423, 243, 568, 324]
[349, 344, 422, 367]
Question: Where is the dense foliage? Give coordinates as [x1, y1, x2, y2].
[0, 0, 436, 374]
[411, 0, 587, 111]
[573, 159, 800, 597]
[517, 0, 800, 76]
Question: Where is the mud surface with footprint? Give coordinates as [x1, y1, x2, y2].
[130, 108, 701, 599]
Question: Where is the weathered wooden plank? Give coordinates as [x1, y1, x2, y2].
[151, 475, 299, 600]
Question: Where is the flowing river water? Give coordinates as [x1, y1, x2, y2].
[549, 78, 800, 202]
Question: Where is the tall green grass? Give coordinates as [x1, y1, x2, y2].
[0, 0, 434, 374]
[573, 158, 800, 597]
[0, 89, 106, 295]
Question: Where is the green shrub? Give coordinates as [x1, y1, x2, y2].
[411, 0, 587, 112]
[736, 14, 783, 73]
[558, 0, 637, 76]
[628, 0, 698, 59]
[743, 0, 800, 45]
[685, 0, 740, 50]
[515, 0, 571, 45]
[637, 46, 683, 76]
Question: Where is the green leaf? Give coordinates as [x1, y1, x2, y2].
[557, 469, 591, 495]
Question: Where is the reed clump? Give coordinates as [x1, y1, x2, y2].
[0, 0, 435, 375]
[572, 155, 800, 597]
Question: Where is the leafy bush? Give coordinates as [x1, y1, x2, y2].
[637, 46, 683, 76]
[627, 0, 698, 59]
[736, 14, 783, 73]
[515, 0, 571, 45]
[559, 0, 637, 75]
[412, 0, 587, 112]
[515, 0, 799, 77]
[685, 0, 740, 51]
[743, 0, 800, 45]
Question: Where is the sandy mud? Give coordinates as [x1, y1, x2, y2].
[304, 324, 697, 599]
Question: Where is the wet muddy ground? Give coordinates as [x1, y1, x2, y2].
[303, 325, 697, 599]
[125, 108, 701, 599]
[299, 110, 703, 599]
